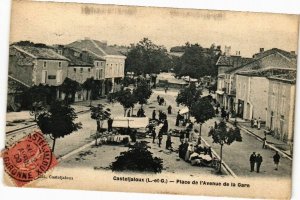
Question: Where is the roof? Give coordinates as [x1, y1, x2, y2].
[9, 46, 35, 66]
[226, 48, 297, 74]
[8, 75, 30, 94]
[267, 70, 297, 84]
[59, 47, 94, 67]
[216, 55, 253, 67]
[67, 39, 125, 58]
[236, 68, 296, 83]
[12, 45, 69, 61]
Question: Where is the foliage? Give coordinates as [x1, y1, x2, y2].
[12, 40, 49, 48]
[211, 121, 242, 146]
[60, 78, 82, 103]
[125, 38, 170, 75]
[121, 77, 135, 87]
[37, 100, 82, 152]
[110, 141, 163, 173]
[174, 43, 221, 78]
[29, 101, 46, 121]
[190, 98, 215, 124]
[115, 88, 137, 116]
[210, 121, 242, 173]
[132, 79, 152, 107]
[176, 83, 202, 109]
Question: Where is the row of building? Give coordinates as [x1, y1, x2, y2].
[216, 46, 297, 144]
[8, 38, 127, 101]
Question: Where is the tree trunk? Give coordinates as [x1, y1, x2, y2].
[124, 109, 127, 117]
[199, 123, 202, 142]
[95, 131, 98, 146]
[131, 107, 134, 115]
[89, 90, 92, 107]
[52, 137, 56, 153]
[219, 144, 223, 173]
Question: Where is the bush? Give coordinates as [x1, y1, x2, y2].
[110, 141, 163, 173]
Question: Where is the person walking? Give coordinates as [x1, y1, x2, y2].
[152, 128, 156, 143]
[167, 105, 172, 114]
[262, 136, 267, 149]
[152, 110, 156, 120]
[107, 118, 113, 132]
[273, 151, 280, 170]
[157, 95, 160, 103]
[158, 131, 163, 148]
[253, 118, 258, 128]
[257, 117, 261, 130]
[175, 111, 180, 126]
[255, 154, 263, 173]
[249, 152, 256, 172]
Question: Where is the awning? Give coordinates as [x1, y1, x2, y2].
[216, 90, 224, 95]
[179, 107, 189, 115]
[112, 117, 149, 128]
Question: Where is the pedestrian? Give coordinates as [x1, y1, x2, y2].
[214, 121, 218, 129]
[127, 109, 131, 117]
[107, 117, 113, 132]
[158, 130, 163, 148]
[207, 147, 213, 158]
[250, 118, 254, 128]
[166, 134, 172, 150]
[157, 95, 160, 103]
[273, 151, 280, 170]
[255, 154, 263, 173]
[152, 128, 156, 143]
[262, 136, 267, 149]
[257, 117, 261, 130]
[152, 110, 156, 120]
[253, 118, 258, 128]
[249, 152, 256, 172]
[165, 86, 168, 93]
[167, 105, 172, 114]
[175, 111, 180, 126]
[179, 131, 185, 143]
[215, 107, 219, 115]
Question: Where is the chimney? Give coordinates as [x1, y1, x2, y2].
[236, 51, 241, 56]
[291, 51, 296, 55]
[260, 48, 264, 53]
[225, 46, 231, 56]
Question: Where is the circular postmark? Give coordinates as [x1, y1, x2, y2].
[3, 131, 57, 186]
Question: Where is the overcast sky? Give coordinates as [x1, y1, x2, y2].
[10, 0, 299, 57]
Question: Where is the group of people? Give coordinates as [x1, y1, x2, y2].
[151, 119, 172, 149]
[249, 151, 281, 173]
[157, 95, 166, 106]
[251, 117, 262, 130]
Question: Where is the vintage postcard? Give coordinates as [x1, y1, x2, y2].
[2, 0, 299, 199]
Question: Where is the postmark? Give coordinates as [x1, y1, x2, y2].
[3, 131, 57, 187]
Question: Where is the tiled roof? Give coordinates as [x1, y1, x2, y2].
[67, 39, 125, 58]
[216, 55, 253, 67]
[226, 48, 297, 73]
[236, 68, 296, 81]
[7, 75, 30, 94]
[12, 45, 69, 61]
[9, 46, 35, 66]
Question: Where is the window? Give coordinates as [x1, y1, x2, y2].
[96, 62, 99, 67]
[41, 70, 47, 83]
[74, 68, 76, 72]
[43, 61, 47, 68]
[58, 62, 62, 68]
[80, 68, 83, 73]
[57, 70, 62, 83]
[88, 68, 91, 72]
[48, 75, 56, 80]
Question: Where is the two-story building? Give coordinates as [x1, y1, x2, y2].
[266, 71, 296, 144]
[67, 38, 126, 93]
[9, 45, 69, 86]
[215, 46, 253, 107]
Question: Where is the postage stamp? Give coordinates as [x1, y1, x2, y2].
[3, 131, 57, 187]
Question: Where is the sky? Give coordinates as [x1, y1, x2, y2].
[9, 0, 299, 57]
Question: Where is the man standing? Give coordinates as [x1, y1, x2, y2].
[256, 154, 263, 173]
[152, 110, 156, 120]
[107, 117, 113, 132]
[158, 130, 163, 148]
[152, 128, 156, 143]
[167, 105, 172, 114]
[249, 152, 256, 172]
[273, 151, 280, 170]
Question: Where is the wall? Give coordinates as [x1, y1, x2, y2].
[68, 66, 93, 83]
[266, 80, 295, 143]
[8, 56, 34, 86]
[34, 59, 68, 86]
[104, 56, 125, 79]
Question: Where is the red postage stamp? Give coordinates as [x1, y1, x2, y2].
[3, 131, 57, 187]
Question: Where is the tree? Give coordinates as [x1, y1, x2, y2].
[125, 38, 170, 76]
[115, 88, 137, 116]
[210, 121, 242, 173]
[82, 77, 97, 106]
[60, 78, 81, 104]
[173, 43, 221, 78]
[110, 141, 163, 173]
[176, 83, 202, 119]
[37, 100, 82, 152]
[29, 101, 46, 121]
[90, 104, 111, 145]
[133, 80, 152, 108]
[190, 98, 215, 140]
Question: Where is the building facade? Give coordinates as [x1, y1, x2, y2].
[266, 73, 296, 144]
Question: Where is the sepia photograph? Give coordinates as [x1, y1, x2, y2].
[2, 0, 299, 199]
